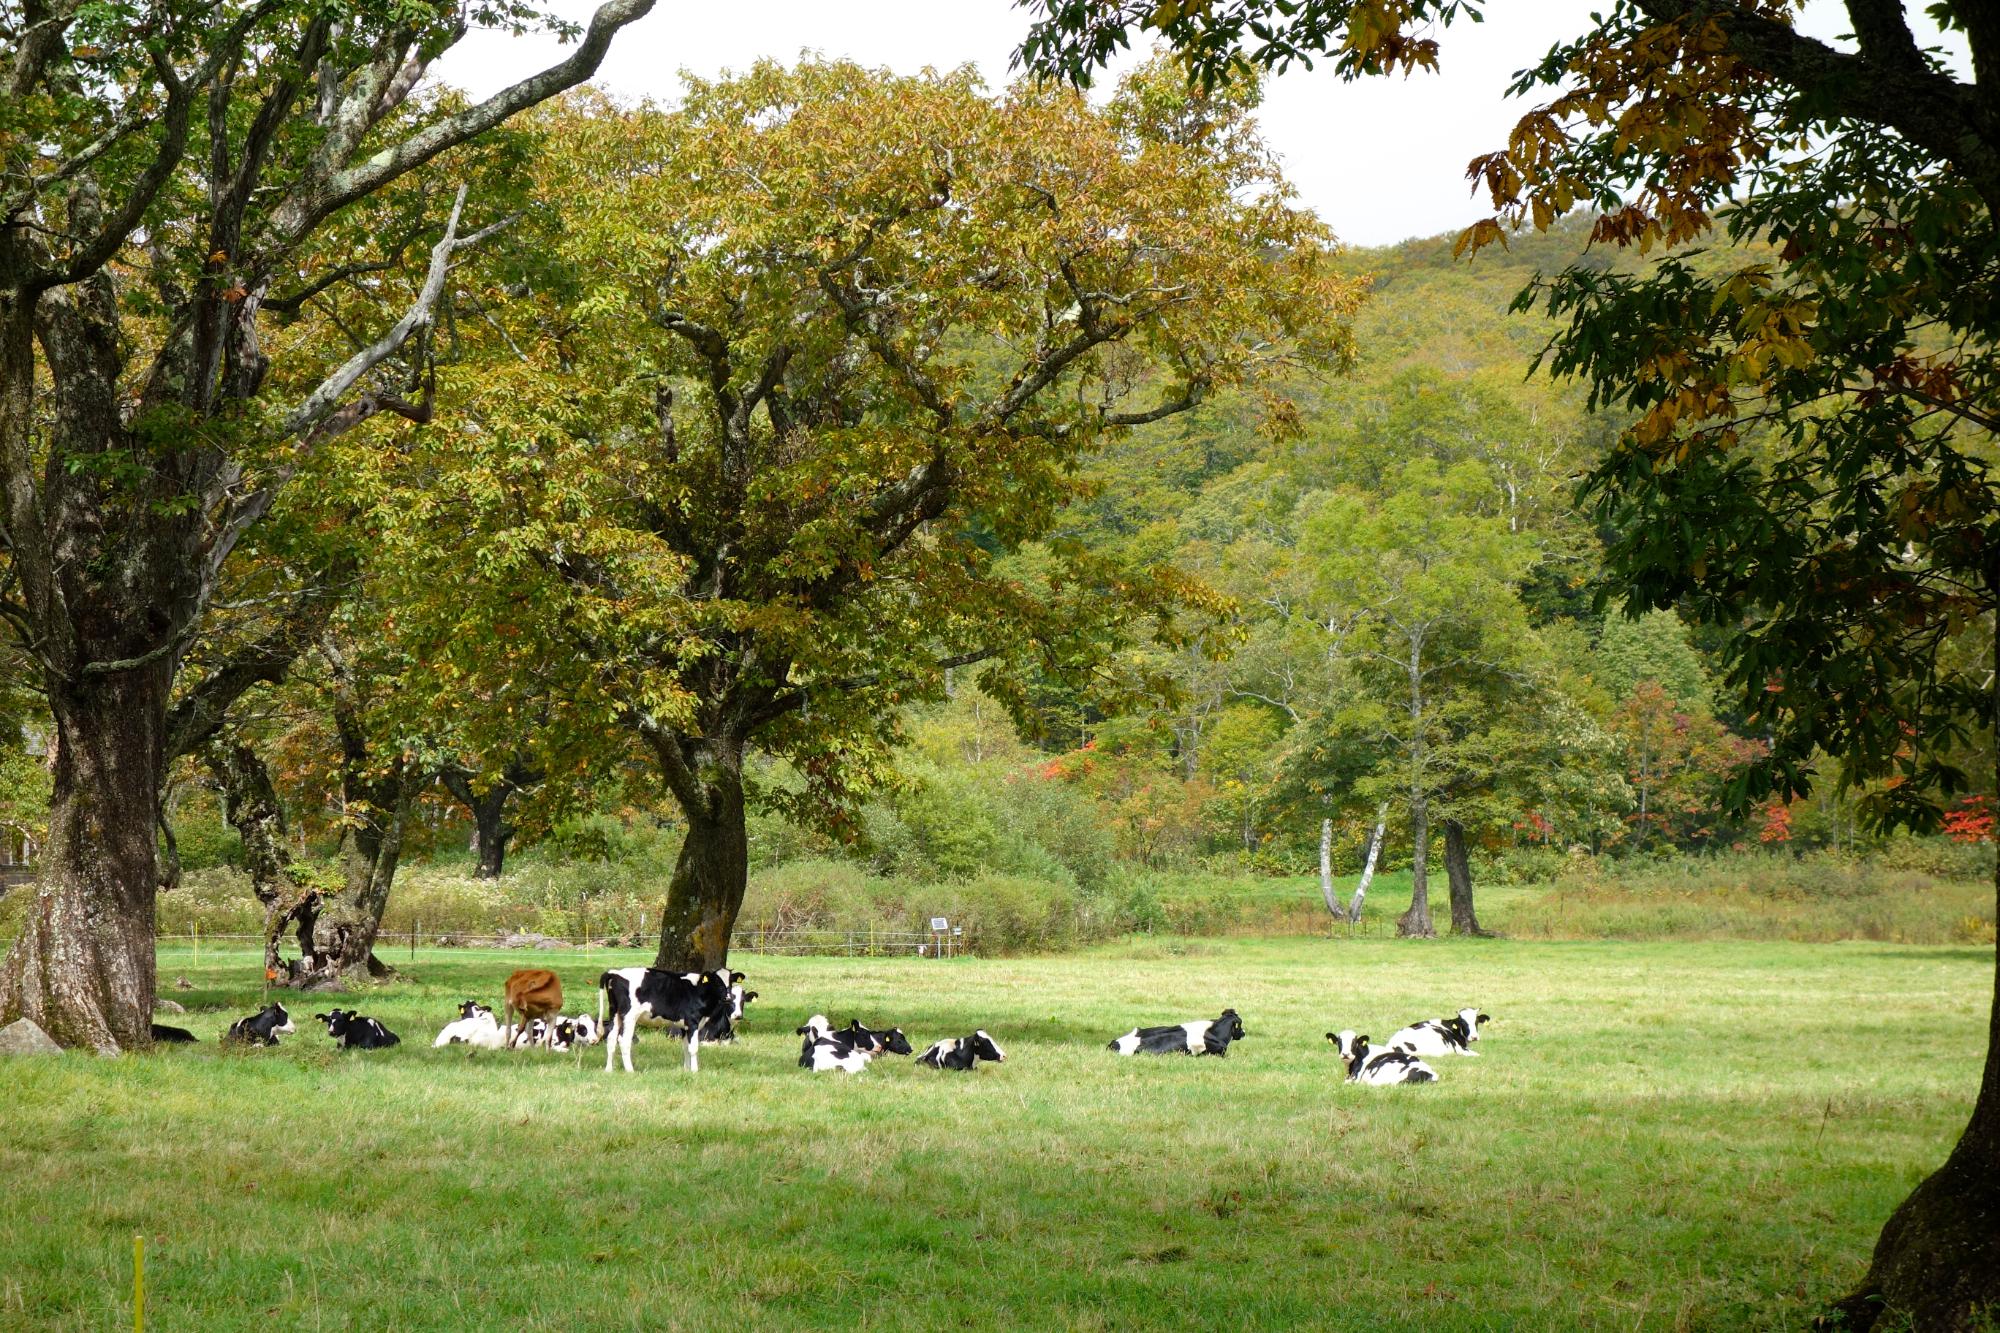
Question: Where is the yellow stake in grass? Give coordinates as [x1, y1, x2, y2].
[133, 1233, 144, 1332]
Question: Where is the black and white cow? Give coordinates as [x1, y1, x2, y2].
[916, 1030, 1007, 1071]
[1107, 1008, 1246, 1057]
[597, 966, 744, 1072]
[150, 1023, 197, 1044]
[1328, 1030, 1438, 1085]
[433, 1002, 507, 1049]
[691, 985, 758, 1045]
[1383, 1008, 1490, 1058]
[225, 1002, 295, 1046]
[541, 1013, 603, 1052]
[842, 1018, 913, 1056]
[315, 1009, 401, 1050]
[796, 1014, 874, 1074]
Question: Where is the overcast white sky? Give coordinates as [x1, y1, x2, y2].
[440, 2, 1969, 249]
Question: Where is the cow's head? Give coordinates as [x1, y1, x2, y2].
[1218, 1009, 1246, 1042]
[725, 983, 755, 1028]
[796, 1014, 833, 1040]
[313, 1008, 353, 1036]
[879, 1027, 913, 1056]
[265, 1003, 295, 1036]
[1327, 1030, 1368, 1066]
[457, 1000, 491, 1021]
[968, 1030, 1006, 1064]
[1457, 1008, 1490, 1041]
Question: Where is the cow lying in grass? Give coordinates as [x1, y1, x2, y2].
[539, 1015, 603, 1052]
[433, 1001, 507, 1049]
[916, 1030, 1007, 1071]
[225, 1003, 295, 1046]
[1107, 1008, 1246, 1058]
[315, 1009, 401, 1050]
[796, 1014, 875, 1073]
[597, 967, 744, 1073]
[841, 1018, 912, 1056]
[1328, 1030, 1438, 1085]
[1384, 1008, 1489, 1058]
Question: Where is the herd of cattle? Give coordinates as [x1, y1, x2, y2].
[189, 964, 1492, 1085]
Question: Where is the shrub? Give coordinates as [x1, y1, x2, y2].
[169, 813, 242, 872]
[887, 769, 1002, 880]
[993, 776, 1118, 888]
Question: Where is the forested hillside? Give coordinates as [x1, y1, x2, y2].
[16, 211, 1980, 956]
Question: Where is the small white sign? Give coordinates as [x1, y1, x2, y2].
[951, 927, 962, 936]
[929, 917, 949, 932]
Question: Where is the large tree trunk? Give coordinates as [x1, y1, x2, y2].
[318, 807, 405, 981]
[1398, 796, 1436, 937]
[1826, 624, 2000, 1330]
[314, 664, 416, 983]
[653, 737, 748, 972]
[1443, 819, 1489, 937]
[202, 739, 327, 983]
[441, 763, 536, 880]
[0, 668, 171, 1053]
[472, 791, 510, 879]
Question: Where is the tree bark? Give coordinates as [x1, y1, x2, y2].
[1825, 616, 2000, 1330]
[1444, 818, 1489, 937]
[652, 736, 749, 972]
[1399, 796, 1436, 937]
[0, 666, 172, 1053]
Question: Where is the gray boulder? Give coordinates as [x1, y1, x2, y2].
[155, 999, 186, 1014]
[0, 1018, 62, 1055]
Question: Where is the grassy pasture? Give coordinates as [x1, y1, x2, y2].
[1, 936, 1987, 1330]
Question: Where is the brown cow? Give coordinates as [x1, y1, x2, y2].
[503, 969, 564, 1047]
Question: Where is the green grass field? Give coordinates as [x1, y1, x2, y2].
[2, 936, 1987, 1330]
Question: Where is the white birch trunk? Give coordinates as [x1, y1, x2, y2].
[1319, 818, 1339, 918]
[1348, 803, 1388, 924]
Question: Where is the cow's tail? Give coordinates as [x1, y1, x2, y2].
[597, 971, 612, 1025]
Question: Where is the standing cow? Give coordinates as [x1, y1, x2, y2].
[597, 967, 744, 1073]
[502, 969, 564, 1048]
